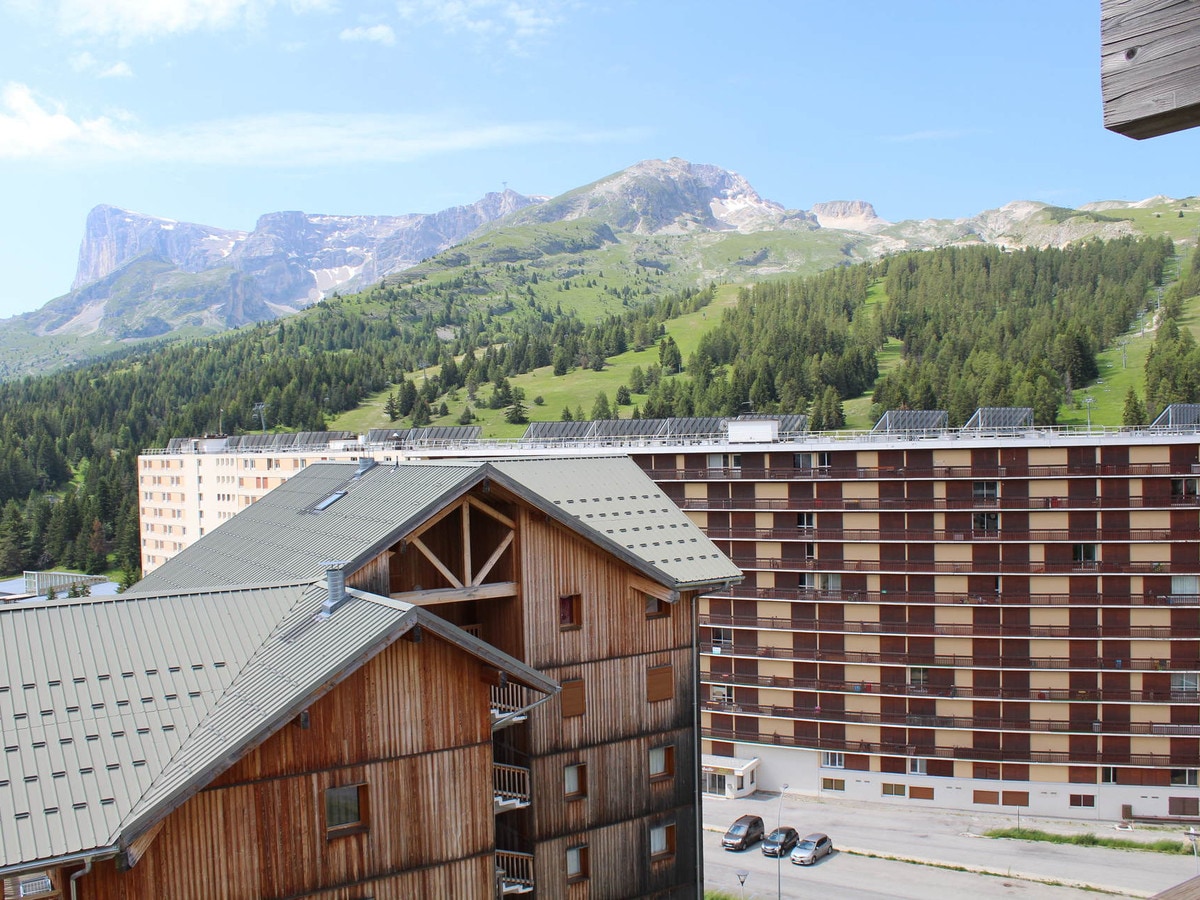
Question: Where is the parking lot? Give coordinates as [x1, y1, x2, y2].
[703, 793, 1198, 899]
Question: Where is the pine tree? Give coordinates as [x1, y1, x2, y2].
[1123, 387, 1148, 427]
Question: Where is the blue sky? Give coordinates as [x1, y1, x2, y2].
[0, 0, 1196, 319]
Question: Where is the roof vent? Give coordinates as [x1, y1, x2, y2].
[353, 457, 378, 479]
[320, 562, 349, 617]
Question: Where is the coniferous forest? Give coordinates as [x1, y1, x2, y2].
[0, 235, 1188, 581]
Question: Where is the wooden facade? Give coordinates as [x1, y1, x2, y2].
[78, 632, 498, 899]
[14, 466, 717, 899]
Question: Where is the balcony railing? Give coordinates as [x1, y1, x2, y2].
[701, 698, 1200, 736]
[655, 462, 1198, 482]
[701, 613, 1197, 639]
[700, 642, 1183, 671]
[725, 556, 1189, 575]
[704, 527, 1193, 543]
[702, 726, 1200, 767]
[496, 850, 535, 895]
[713, 584, 1200, 607]
[680, 496, 1200, 511]
[494, 763, 532, 813]
[702, 670, 1200, 704]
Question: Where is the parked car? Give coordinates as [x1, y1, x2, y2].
[790, 832, 834, 865]
[722, 814, 765, 850]
[761, 825, 799, 857]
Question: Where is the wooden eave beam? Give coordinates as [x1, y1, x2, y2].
[390, 582, 519, 605]
[466, 493, 515, 529]
[1102, 0, 1200, 139]
[472, 531, 514, 586]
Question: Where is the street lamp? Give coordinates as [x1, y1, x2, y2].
[735, 869, 749, 900]
[1187, 827, 1198, 874]
[777, 783, 790, 900]
[1083, 396, 1095, 432]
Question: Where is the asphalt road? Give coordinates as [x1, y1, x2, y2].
[702, 793, 1199, 899]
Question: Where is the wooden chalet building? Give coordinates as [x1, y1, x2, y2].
[0, 457, 740, 899]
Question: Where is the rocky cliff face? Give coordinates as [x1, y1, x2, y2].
[60, 189, 544, 336]
[811, 200, 889, 233]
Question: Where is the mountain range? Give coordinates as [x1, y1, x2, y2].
[0, 157, 1191, 379]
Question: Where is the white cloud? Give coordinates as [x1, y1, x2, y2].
[397, 0, 564, 52]
[339, 23, 395, 45]
[0, 81, 643, 165]
[98, 61, 134, 78]
[0, 82, 136, 158]
[53, 0, 269, 41]
[67, 50, 134, 79]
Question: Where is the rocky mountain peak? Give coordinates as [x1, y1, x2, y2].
[810, 200, 888, 233]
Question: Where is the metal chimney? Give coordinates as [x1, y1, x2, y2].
[353, 457, 377, 479]
[320, 561, 349, 616]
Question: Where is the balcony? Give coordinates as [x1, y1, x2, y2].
[494, 763, 532, 813]
[712, 584, 1200, 607]
[496, 850, 535, 895]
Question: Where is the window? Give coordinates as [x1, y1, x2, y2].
[644, 592, 669, 619]
[564, 763, 587, 799]
[973, 481, 998, 501]
[710, 684, 731, 704]
[1172, 672, 1200, 696]
[1170, 797, 1200, 816]
[803, 542, 816, 561]
[711, 627, 733, 652]
[1101, 766, 1118, 784]
[650, 822, 676, 860]
[910, 758, 927, 775]
[797, 512, 815, 531]
[882, 783, 906, 796]
[816, 572, 841, 592]
[1172, 478, 1198, 499]
[908, 667, 930, 691]
[646, 664, 674, 703]
[821, 777, 845, 791]
[822, 751, 844, 769]
[1172, 769, 1199, 786]
[559, 593, 581, 630]
[1073, 544, 1098, 567]
[972, 511, 999, 533]
[566, 844, 589, 883]
[561, 678, 586, 718]
[324, 783, 368, 837]
[1070, 794, 1096, 808]
[649, 744, 676, 781]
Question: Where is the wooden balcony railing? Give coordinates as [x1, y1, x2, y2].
[493, 763, 531, 812]
[654, 462, 1198, 482]
[496, 850, 535, 893]
[725, 556, 1190, 575]
[680, 496, 1199, 511]
[703, 527, 1194, 543]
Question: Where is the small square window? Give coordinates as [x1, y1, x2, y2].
[821, 777, 845, 791]
[649, 744, 675, 781]
[882, 783, 906, 797]
[1070, 794, 1096, 808]
[909, 758, 927, 775]
[566, 844, 589, 882]
[650, 822, 676, 860]
[565, 763, 587, 799]
[822, 751, 844, 769]
[325, 783, 368, 837]
[559, 593, 581, 630]
[645, 592, 670, 619]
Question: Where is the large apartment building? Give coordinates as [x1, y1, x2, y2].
[138, 407, 1200, 824]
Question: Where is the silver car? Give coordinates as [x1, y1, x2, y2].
[790, 832, 833, 865]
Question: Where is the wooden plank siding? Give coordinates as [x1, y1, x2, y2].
[79, 632, 499, 899]
[513, 508, 701, 897]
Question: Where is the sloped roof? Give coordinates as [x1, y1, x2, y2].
[0, 582, 554, 873]
[133, 457, 741, 596]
